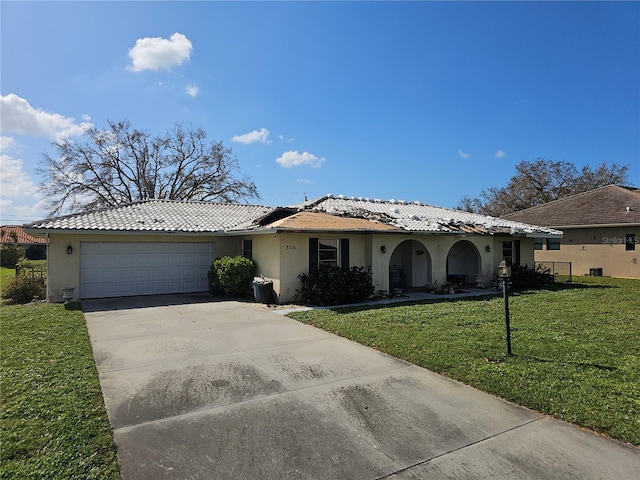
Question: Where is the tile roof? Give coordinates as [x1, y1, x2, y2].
[22, 195, 563, 238]
[24, 200, 273, 233]
[303, 195, 561, 237]
[0, 225, 48, 244]
[503, 185, 640, 227]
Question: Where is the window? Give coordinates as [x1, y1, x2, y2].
[534, 238, 543, 251]
[309, 238, 349, 273]
[546, 238, 561, 251]
[242, 239, 253, 260]
[318, 239, 339, 266]
[502, 240, 521, 266]
[626, 234, 637, 251]
[502, 241, 513, 266]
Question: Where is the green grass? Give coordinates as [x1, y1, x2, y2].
[0, 266, 15, 288]
[288, 276, 640, 446]
[1, 261, 46, 287]
[1, 303, 122, 479]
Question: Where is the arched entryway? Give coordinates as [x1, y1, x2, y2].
[389, 240, 431, 291]
[446, 240, 481, 285]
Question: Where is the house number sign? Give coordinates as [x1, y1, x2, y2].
[285, 245, 297, 251]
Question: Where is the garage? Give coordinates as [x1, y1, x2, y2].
[80, 242, 213, 299]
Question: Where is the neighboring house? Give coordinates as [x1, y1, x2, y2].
[24, 195, 561, 303]
[503, 184, 640, 279]
[0, 225, 48, 259]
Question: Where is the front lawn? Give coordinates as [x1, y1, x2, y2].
[288, 276, 640, 446]
[0, 266, 15, 288]
[1, 261, 47, 288]
[0, 303, 121, 479]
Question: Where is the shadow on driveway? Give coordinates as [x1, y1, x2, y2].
[82, 292, 229, 313]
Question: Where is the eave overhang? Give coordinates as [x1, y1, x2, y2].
[23, 227, 229, 237]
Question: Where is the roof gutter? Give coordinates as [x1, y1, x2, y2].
[22, 228, 230, 237]
[545, 223, 640, 229]
[525, 231, 563, 239]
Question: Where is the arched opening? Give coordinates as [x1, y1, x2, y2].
[446, 240, 481, 285]
[389, 240, 431, 291]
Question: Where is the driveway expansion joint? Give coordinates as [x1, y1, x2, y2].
[373, 416, 545, 480]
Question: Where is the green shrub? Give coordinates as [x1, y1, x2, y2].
[511, 263, 555, 288]
[0, 244, 24, 268]
[211, 256, 255, 297]
[296, 265, 374, 306]
[1, 274, 46, 304]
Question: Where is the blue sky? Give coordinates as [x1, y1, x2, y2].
[1, 1, 639, 224]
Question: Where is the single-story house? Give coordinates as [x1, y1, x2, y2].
[24, 195, 562, 303]
[1, 225, 48, 260]
[503, 184, 640, 279]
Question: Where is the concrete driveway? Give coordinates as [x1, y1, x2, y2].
[83, 293, 639, 480]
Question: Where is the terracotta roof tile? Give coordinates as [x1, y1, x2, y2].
[0, 225, 47, 244]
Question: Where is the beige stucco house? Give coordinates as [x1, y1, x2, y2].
[503, 185, 640, 279]
[24, 195, 561, 303]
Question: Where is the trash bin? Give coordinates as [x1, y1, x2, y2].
[252, 277, 274, 304]
[258, 281, 274, 304]
[252, 278, 262, 302]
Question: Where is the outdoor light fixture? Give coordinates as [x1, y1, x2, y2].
[380, 245, 387, 254]
[485, 245, 491, 253]
[497, 259, 511, 279]
[67, 245, 73, 255]
[497, 259, 512, 356]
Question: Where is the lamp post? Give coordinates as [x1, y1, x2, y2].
[497, 259, 512, 356]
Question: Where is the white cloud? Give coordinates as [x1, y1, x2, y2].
[458, 149, 470, 159]
[276, 150, 325, 168]
[0, 154, 38, 198]
[278, 134, 294, 143]
[0, 136, 17, 153]
[297, 178, 312, 184]
[0, 94, 91, 141]
[0, 152, 48, 223]
[0, 198, 49, 224]
[185, 84, 199, 97]
[231, 128, 271, 144]
[128, 32, 193, 72]
[495, 149, 506, 158]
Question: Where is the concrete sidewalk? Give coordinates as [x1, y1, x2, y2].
[83, 293, 639, 479]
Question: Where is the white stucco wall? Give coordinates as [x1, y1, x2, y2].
[249, 234, 282, 298]
[371, 234, 502, 292]
[269, 233, 372, 303]
[46, 230, 539, 304]
[270, 232, 531, 302]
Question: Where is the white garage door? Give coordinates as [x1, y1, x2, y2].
[80, 242, 213, 299]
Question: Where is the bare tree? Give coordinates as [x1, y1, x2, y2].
[37, 120, 259, 215]
[457, 158, 629, 216]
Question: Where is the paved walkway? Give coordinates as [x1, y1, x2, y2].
[83, 293, 639, 479]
